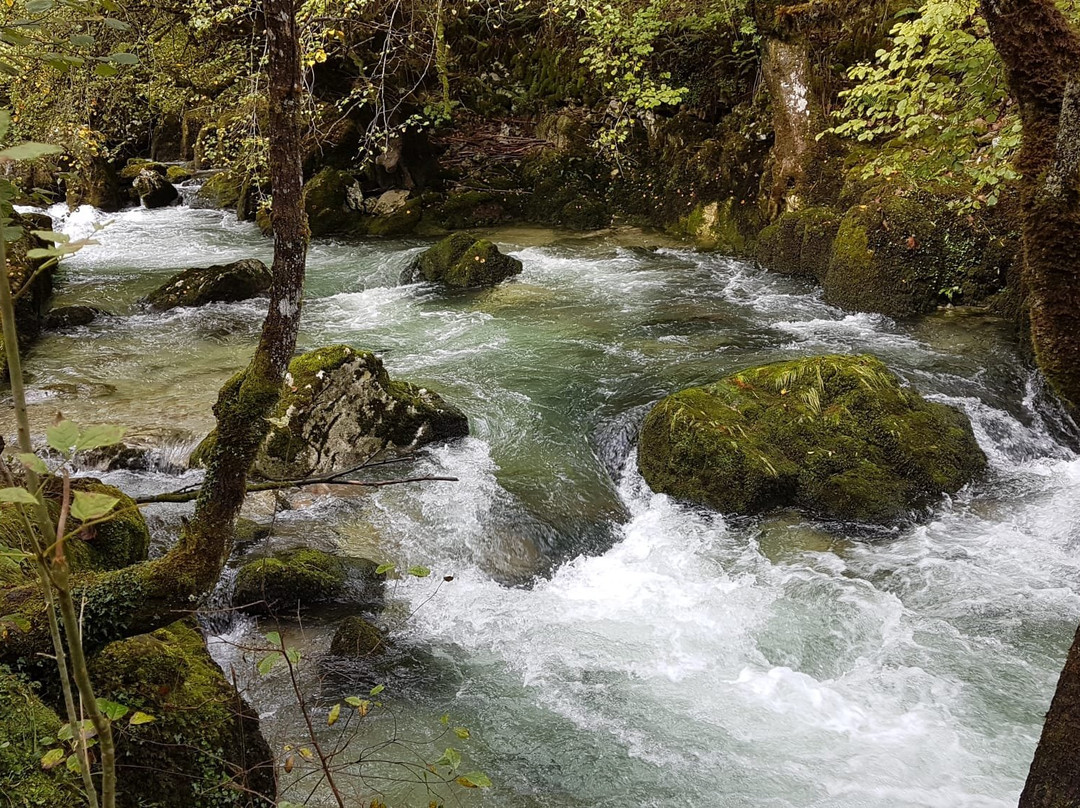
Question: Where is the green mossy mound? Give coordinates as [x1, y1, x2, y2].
[0, 477, 149, 584]
[166, 165, 195, 183]
[144, 258, 271, 310]
[302, 169, 420, 237]
[119, 159, 167, 181]
[429, 190, 511, 230]
[637, 354, 986, 523]
[405, 233, 523, 288]
[195, 170, 242, 209]
[1, 210, 54, 382]
[0, 668, 81, 807]
[89, 619, 276, 808]
[303, 167, 356, 237]
[677, 198, 760, 256]
[756, 206, 842, 280]
[232, 548, 384, 616]
[329, 615, 386, 658]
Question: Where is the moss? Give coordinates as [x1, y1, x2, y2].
[0, 668, 81, 807]
[519, 150, 611, 231]
[302, 167, 356, 237]
[329, 616, 386, 658]
[409, 233, 523, 288]
[166, 165, 195, 183]
[676, 198, 758, 256]
[233, 518, 271, 547]
[119, 160, 167, 181]
[195, 171, 242, 210]
[637, 354, 987, 523]
[756, 206, 841, 281]
[353, 202, 421, 237]
[232, 548, 382, 616]
[144, 259, 272, 310]
[0, 477, 149, 582]
[89, 620, 275, 808]
[430, 191, 510, 230]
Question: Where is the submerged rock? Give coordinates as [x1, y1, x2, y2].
[232, 547, 384, 615]
[144, 258, 271, 310]
[0, 477, 149, 583]
[44, 304, 109, 330]
[330, 615, 387, 658]
[89, 619, 276, 808]
[403, 232, 523, 288]
[638, 354, 986, 523]
[191, 345, 469, 479]
[133, 168, 179, 208]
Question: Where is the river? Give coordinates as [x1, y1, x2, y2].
[9, 198, 1080, 807]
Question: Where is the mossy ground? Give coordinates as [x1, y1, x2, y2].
[638, 354, 987, 523]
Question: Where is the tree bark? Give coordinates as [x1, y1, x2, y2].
[981, 0, 1080, 411]
[0, 0, 308, 668]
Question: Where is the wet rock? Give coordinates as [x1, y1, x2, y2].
[88, 619, 276, 808]
[429, 190, 511, 230]
[194, 170, 242, 209]
[165, 165, 195, 183]
[144, 258, 272, 310]
[65, 156, 123, 212]
[756, 206, 841, 281]
[330, 615, 387, 658]
[119, 159, 167, 181]
[0, 477, 149, 583]
[190, 345, 469, 479]
[638, 354, 987, 523]
[232, 547, 384, 616]
[133, 168, 179, 208]
[0, 670, 81, 804]
[403, 232, 523, 288]
[234, 517, 273, 548]
[45, 304, 108, 330]
[303, 167, 356, 236]
[302, 168, 419, 237]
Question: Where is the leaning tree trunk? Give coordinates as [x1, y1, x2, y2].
[0, 0, 308, 668]
[980, 3, 1080, 804]
[982, 0, 1080, 412]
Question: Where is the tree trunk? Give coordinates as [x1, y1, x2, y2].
[0, 0, 308, 668]
[981, 0, 1080, 411]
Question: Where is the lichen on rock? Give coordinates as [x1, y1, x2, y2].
[144, 258, 272, 310]
[637, 354, 986, 523]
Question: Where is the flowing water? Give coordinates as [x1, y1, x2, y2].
[8, 199, 1080, 807]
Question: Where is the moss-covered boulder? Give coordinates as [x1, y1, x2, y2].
[404, 233, 523, 288]
[119, 159, 167, 181]
[329, 615, 386, 658]
[194, 170, 242, 209]
[166, 165, 195, 183]
[144, 259, 271, 310]
[756, 206, 841, 281]
[638, 354, 986, 523]
[192, 345, 469, 479]
[0, 668, 81, 807]
[430, 190, 511, 230]
[678, 198, 759, 256]
[89, 620, 276, 808]
[0, 477, 150, 583]
[302, 169, 420, 237]
[232, 548, 384, 616]
[1, 210, 54, 381]
[303, 167, 358, 237]
[44, 304, 108, 330]
[133, 168, 179, 209]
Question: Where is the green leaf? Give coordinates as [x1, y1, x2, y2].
[0, 142, 62, 161]
[264, 631, 282, 648]
[101, 17, 131, 30]
[65, 752, 83, 774]
[456, 772, 492, 788]
[71, 491, 120, 522]
[256, 654, 277, 676]
[344, 696, 363, 707]
[374, 563, 395, 575]
[75, 423, 125, 450]
[106, 51, 139, 65]
[407, 565, 431, 578]
[94, 63, 118, 78]
[436, 747, 461, 770]
[30, 230, 69, 244]
[68, 34, 94, 47]
[285, 648, 300, 665]
[440, 713, 449, 725]
[46, 420, 80, 454]
[96, 698, 129, 721]
[16, 453, 48, 474]
[327, 703, 340, 726]
[129, 711, 155, 726]
[40, 748, 65, 770]
[25, 0, 54, 12]
[453, 727, 470, 739]
[369, 684, 384, 696]
[0, 487, 38, 505]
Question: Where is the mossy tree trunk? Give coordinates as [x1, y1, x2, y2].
[981, 0, 1080, 411]
[0, 0, 308, 668]
[981, 5, 1080, 803]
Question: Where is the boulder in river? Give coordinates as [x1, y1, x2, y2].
[232, 547, 384, 616]
[637, 354, 986, 523]
[403, 232, 523, 288]
[88, 619, 276, 808]
[190, 345, 469, 479]
[330, 615, 387, 658]
[44, 304, 109, 330]
[144, 258, 271, 310]
[133, 168, 179, 208]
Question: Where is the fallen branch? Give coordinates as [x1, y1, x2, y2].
[136, 474, 458, 504]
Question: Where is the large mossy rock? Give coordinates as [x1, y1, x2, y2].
[191, 345, 469, 479]
[404, 232, 523, 288]
[144, 259, 271, 310]
[0, 477, 149, 585]
[133, 168, 179, 209]
[1, 210, 54, 381]
[194, 170, 243, 209]
[232, 548, 384, 616]
[329, 615, 386, 658]
[756, 206, 842, 281]
[302, 168, 420, 237]
[89, 620, 276, 808]
[637, 354, 986, 523]
[0, 669, 81, 807]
